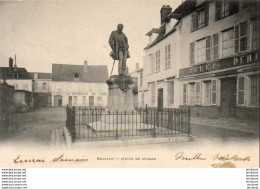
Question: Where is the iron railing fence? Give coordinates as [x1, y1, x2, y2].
[66, 105, 191, 142]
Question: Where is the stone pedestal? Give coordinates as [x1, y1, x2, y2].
[106, 75, 136, 112]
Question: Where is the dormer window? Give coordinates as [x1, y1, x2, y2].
[74, 73, 80, 81]
[34, 73, 38, 79]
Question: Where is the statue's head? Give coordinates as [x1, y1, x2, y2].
[117, 24, 123, 34]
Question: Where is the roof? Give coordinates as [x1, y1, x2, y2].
[0, 67, 32, 79]
[144, 22, 178, 50]
[30, 72, 52, 79]
[52, 64, 108, 83]
[146, 28, 160, 36]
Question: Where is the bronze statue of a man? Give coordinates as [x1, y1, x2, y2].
[109, 24, 130, 75]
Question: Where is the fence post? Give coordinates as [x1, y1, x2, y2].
[72, 106, 76, 142]
[115, 111, 119, 140]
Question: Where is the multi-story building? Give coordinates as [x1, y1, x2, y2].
[171, 0, 259, 121]
[0, 57, 33, 107]
[51, 61, 109, 107]
[143, 5, 181, 108]
[30, 72, 52, 108]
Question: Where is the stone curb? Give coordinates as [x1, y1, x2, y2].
[63, 127, 72, 148]
[71, 135, 196, 148]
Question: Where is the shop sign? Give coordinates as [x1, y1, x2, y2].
[179, 51, 258, 77]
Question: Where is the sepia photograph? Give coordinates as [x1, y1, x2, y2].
[0, 0, 259, 168]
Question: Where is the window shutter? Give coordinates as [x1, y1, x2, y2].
[213, 33, 219, 59]
[191, 13, 197, 32]
[205, 6, 209, 26]
[215, 1, 222, 20]
[234, 25, 239, 53]
[190, 42, 195, 66]
[229, 0, 239, 15]
[206, 36, 211, 61]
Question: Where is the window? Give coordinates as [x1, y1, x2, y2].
[97, 97, 103, 102]
[151, 83, 155, 105]
[189, 83, 195, 105]
[204, 81, 211, 105]
[73, 96, 77, 106]
[195, 82, 201, 105]
[141, 92, 144, 106]
[183, 84, 188, 105]
[250, 75, 259, 105]
[82, 96, 86, 105]
[191, 6, 209, 32]
[165, 44, 171, 69]
[42, 82, 47, 90]
[213, 33, 219, 59]
[211, 80, 217, 105]
[190, 42, 195, 66]
[155, 50, 160, 72]
[237, 77, 245, 105]
[197, 38, 206, 63]
[139, 71, 143, 86]
[34, 73, 38, 79]
[251, 18, 259, 50]
[167, 81, 174, 105]
[235, 21, 249, 53]
[74, 73, 80, 81]
[34, 82, 38, 90]
[149, 54, 155, 73]
[216, 1, 239, 20]
[222, 28, 234, 57]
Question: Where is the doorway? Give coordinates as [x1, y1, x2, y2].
[220, 77, 237, 117]
[54, 95, 62, 107]
[157, 88, 163, 110]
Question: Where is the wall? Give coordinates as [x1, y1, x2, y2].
[0, 79, 33, 92]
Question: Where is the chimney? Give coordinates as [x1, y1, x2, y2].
[160, 5, 172, 25]
[84, 60, 88, 72]
[9, 57, 13, 73]
[136, 63, 139, 70]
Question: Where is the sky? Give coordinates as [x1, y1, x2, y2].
[0, 0, 182, 74]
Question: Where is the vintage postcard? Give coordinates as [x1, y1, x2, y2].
[0, 0, 259, 168]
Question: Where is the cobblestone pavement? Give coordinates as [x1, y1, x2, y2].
[1, 107, 66, 147]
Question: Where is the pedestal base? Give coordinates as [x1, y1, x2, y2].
[106, 75, 136, 112]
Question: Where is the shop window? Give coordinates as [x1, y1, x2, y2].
[211, 80, 217, 105]
[183, 84, 188, 105]
[189, 83, 195, 105]
[191, 6, 209, 32]
[155, 50, 160, 72]
[235, 21, 249, 53]
[165, 44, 171, 69]
[215, 1, 239, 20]
[222, 28, 234, 57]
[251, 18, 259, 50]
[151, 83, 155, 105]
[237, 77, 245, 105]
[250, 75, 259, 105]
[167, 81, 174, 105]
[195, 82, 201, 105]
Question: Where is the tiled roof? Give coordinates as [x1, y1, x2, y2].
[0, 67, 32, 79]
[30, 72, 52, 79]
[52, 64, 108, 83]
